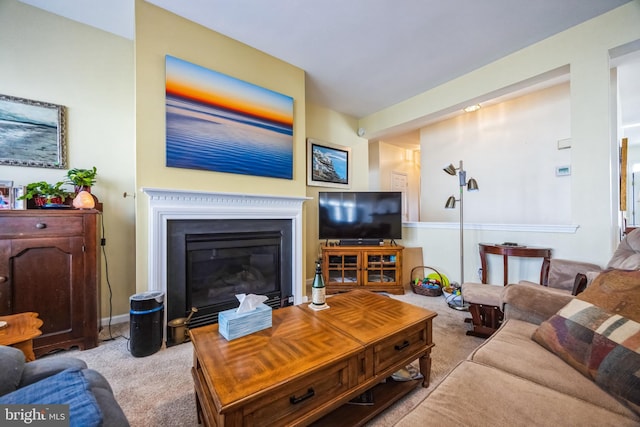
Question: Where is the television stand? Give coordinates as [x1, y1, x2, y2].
[321, 244, 404, 295]
[339, 238, 382, 246]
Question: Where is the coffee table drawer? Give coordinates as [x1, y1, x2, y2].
[374, 323, 427, 374]
[241, 358, 352, 426]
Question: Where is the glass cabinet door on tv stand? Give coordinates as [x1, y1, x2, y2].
[321, 244, 404, 295]
[324, 250, 361, 287]
[364, 250, 400, 286]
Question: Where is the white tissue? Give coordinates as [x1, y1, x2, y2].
[235, 293, 268, 314]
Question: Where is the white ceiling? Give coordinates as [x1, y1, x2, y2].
[19, 0, 635, 120]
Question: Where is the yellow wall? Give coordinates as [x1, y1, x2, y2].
[304, 103, 369, 282]
[134, 0, 308, 292]
[0, 0, 311, 319]
[0, 0, 136, 319]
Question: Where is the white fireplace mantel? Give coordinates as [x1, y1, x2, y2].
[142, 188, 311, 306]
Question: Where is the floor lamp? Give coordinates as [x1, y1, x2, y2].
[444, 160, 479, 307]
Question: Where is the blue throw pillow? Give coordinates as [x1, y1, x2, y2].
[0, 367, 103, 427]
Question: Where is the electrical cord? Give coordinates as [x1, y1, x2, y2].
[98, 212, 125, 342]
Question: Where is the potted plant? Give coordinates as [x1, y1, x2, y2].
[18, 181, 71, 207]
[66, 166, 97, 193]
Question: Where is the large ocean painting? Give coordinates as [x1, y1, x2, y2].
[165, 55, 294, 179]
[0, 94, 66, 169]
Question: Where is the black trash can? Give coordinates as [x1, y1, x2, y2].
[129, 291, 164, 357]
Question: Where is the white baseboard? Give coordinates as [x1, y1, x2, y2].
[101, 313, 129, 326]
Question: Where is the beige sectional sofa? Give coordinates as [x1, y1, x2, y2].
[395, 270, 640, 426]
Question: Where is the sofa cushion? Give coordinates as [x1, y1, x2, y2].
[577, 269, 640, 317]
[19, 356, 88, 388]
[82, 369, 131, 427]
[502, 283, 573, 325]
[0, 367, 103, 427]
[470, 319, 639, 419]
[394, 360, 640, 427]
[607, 229, 640, 270]
[0, 346, 25, 397]
[532, 269, 640, 415]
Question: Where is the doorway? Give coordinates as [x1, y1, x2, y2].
[613, 48, 640, 228]
[391, 171, 409, 222]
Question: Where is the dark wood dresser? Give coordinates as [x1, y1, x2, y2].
[0, 209, 100, 357]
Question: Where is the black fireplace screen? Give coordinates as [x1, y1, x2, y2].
[167, 219, 293, 332]
[187, 232, 280, 308]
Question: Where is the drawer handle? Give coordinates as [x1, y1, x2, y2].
[0, 276, 6, 283]
[35, 223, 47, 229]
[290, 388, 315, 405]
[394, 340, 410, 351]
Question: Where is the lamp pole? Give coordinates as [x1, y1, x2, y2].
[458, 160, 466, 285]
[444, 160, 478, 287]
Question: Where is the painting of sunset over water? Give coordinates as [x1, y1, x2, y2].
[165, 55, 293, 179]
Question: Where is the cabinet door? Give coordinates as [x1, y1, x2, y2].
[0, 240, 9, 315]
[324, 252, 360, 286]
[9, 237, 85, 352]
[363, 251, 399, 286]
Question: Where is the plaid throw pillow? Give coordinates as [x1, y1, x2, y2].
[533, 269, 640, 415]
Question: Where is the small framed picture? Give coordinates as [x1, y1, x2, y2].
[0, 180, 12, 210]
[307, 138, 351, 189]
[12, 185, 25, 210]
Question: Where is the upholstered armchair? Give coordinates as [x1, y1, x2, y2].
[0, 345, 129, 427]
[519, 228, 640, 295]
[463, 228, 640, 337]
[519, 258, 601, 296]
[463, 246, 602, 337]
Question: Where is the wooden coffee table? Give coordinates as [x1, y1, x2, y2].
[190, 289, 436, 426]
[0, 312, 43, 362]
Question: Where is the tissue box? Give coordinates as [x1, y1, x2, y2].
[218, 303, 272, 341]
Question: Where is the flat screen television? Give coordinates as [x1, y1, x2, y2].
[318, 191, 402, 243]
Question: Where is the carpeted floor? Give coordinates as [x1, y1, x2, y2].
[46, 291, 484, 426]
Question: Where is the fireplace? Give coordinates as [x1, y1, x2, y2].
[166, 219, 293, 330]
[142, 188, 308, 342]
